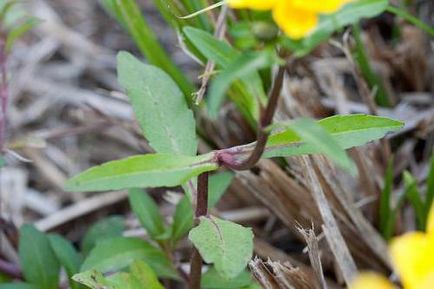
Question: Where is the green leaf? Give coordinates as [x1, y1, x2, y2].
[48, 235, 83, 289]
[19, 225, 60, 289]
[128, 189, 166, 239]
[208, 171, 234, 208]
[105, 0, 194, 99]
[107, 273, 142, 289]
[202, 267, 253, 289]
[81, 237, 177, 279]
[379, 159, 394, 240]
[282, 0, 388, 57]
[189, 216, 254, 279]
[207, 50, 279, 119]
[264, 114, 403, 158]
[286, 118, 356, 174]
[353, 23, 390, 107]
[73, 270, 114, 289]
[6, 16, 40, 52]
[65, 153, 217, 193]
[0, 283, 41, 289]
[171, 172, 234, 243]
[81, 216, 125, 255]
[117, 52, 197, 155]
[171, 195, 193, 243]
[0, 155, 5, 168]
[425, 155, 434, 217]
[183, 26, 235, 67]
[129, 260, 164, 289]
[183, 26, 267, 123]
[403, 171, 425, 230]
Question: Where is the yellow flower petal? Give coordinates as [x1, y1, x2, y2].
[427, 202, 434, 234]
[291, 0, 352, 13]
[272, 1, 318, 39]
[390, 232, 434, 289]
[226, 0, 277, 10]
[350, 272, 396, 289]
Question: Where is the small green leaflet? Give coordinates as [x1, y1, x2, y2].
[48, 234, 83, 289]
[18, 225, 60, 289]
[189, 216, 254, 279]
[80, 237, 178, 279]
[128, 260, 164, 289]
[65, 153, 218, 193]
[0, 155, 5, 168]
[283, 118, 356, 174]
[81, 216, 125, 255]
[183, 26, 267, 122]
[201, 267, 254, 289]
[128, 189, 167, 239]
[264, 114, 403, 158]
[6, 16, 40, 52]
[207, 50, 280, 119]
[117, 52, 197, 156]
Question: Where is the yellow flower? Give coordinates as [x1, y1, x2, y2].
[351, 204, 434, 289]
[226, 0, 352, 39]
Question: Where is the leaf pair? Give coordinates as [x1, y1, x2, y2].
[10, 225, 83, 289]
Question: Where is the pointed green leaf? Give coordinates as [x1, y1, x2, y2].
[65, 153, 217, 193]
[6, 17, 40, 52]
[183, 26, 267, 122]
[117, 51, 197, 155]
[107, 272, 142, 289]
[128, 189, 166, 239]
[107, 0, 194, 98]
[81, 237, 177, 279]
[207, 50, 279, 119]
[201, 267, 253, 289]
[48, 234, 83, 289]
[129, 260, 164, 289]
[264, 115, 403, 158]
[285, 118, 356, 174]
[189, 216, 254, 279]
[81, 216, 125, 255]
[403, 171, 425, 230]
[72, 270, 114, 289]
[19, 225, 60, 289]
[425, 156, 434, 216]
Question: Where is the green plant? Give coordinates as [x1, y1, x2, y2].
[379, 155, 434, 240]
[9, 0, 434, 288]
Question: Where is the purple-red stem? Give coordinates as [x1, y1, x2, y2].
[220, 66, 285, 170]
[189, 67, 285, 289]
[189, 172, 209, 289]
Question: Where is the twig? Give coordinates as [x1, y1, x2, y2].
[189, 172, 209, 289]
[220, 66, 285, 170]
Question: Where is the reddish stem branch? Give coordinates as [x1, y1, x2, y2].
[189, 172, 209, 289]
[221, 66, 285, 170]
